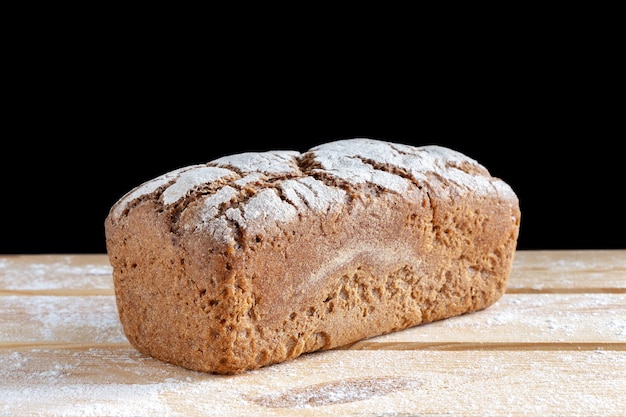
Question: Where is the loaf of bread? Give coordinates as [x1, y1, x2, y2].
[104, 138, 520, 374]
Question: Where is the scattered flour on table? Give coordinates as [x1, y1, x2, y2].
[248, 376, 420, 408]
[0, 257, 113, 291]
[1, 349, 625, 416]
[0, 295, 126, 344]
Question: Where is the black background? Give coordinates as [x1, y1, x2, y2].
[3, 25, 623, 254]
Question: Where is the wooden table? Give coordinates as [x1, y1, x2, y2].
[1, 250, 625, 416]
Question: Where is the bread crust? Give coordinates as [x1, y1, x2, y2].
[105, 138, 520, 374]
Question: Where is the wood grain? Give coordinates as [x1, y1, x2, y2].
[1, 250, 625, 416]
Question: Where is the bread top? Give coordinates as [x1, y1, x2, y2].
[107, 138, 517, 247]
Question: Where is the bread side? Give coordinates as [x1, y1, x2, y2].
[104, 138, 521, 374]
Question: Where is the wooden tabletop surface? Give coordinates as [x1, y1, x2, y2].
[1, 250, 625, 416]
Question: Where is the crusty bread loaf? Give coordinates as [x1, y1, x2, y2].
[104, 138, 521, 374]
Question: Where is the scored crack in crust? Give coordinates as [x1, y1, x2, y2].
[105, 138, 521, 374]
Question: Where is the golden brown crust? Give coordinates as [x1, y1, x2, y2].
[105, 138, 520, 374]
